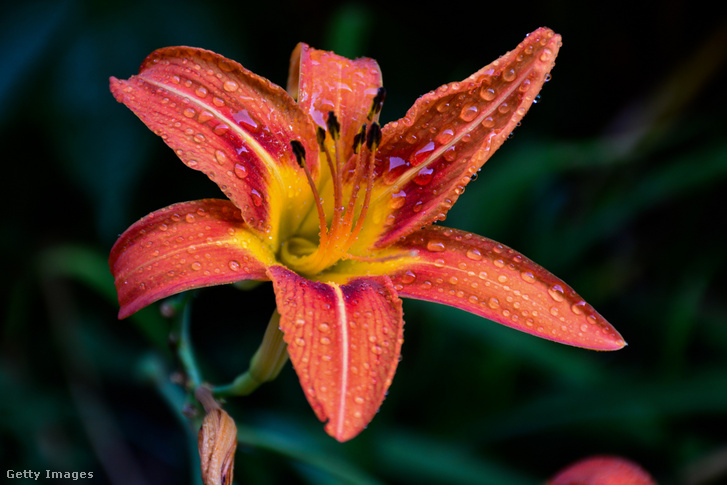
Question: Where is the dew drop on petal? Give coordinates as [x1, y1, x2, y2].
[480, 87, 496, 101]
[459, 104, 479, 122]
[571, 300, 586, 315]
[548, 285, 565, 302]
[466, 248, 483, 261]
[223, 80, 238, 92]
[426, 240, 446, 252]
[520, 271, 536, 283]
[233, 163, 248, 179]
[503, 68, 516, 82]
[400, 271, 416, 284]
[414, 167, 434, 185]
[250, 189, 263, 207]
[228, 260, 241, 271]
[214, 150, 227, 165]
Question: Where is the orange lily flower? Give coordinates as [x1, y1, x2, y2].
[110, 27, 625, 442]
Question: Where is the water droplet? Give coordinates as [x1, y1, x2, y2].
[436, 128, 455, 144]
[195, 86, 208, 98]
[520, 271, 536, 283]
[371, 345, 383, 355]
[223, 80, 238, 92]
[493, 259, 505, 268]
[497, 275, 508, 283]
[295, 337, 305, 347]
[434, 258, 445, 268]
[400, 271, 416, 284]
[498, 102, 510, 114]
[183, 108, 196, 118]
[191, 262, 202, 271]
[320, 336, 331, 345]
[228, 260, 241, 271]
[488, 297, 500, 309]
[233, 163, 248, 179]
[466, 248, 482, 261]
[426, 240, 446, 252]
[459, 104, 479, 122]
[212, 96, 225, 107]
[354, 396, 365, 404]
[383, 156, 408, 185]
[211, 150, 227, 165]
[318, 323, 330, 333]
[580, 323, 589, 332]
[198, 110, 214, 123]
[185, 213, 195, 223]
[550, 306, 560, 316]
[250, 189, 263, 206]
[571, 301, 586, 315]
[193, 133, 205, 143]
[414, 166, 434, 185]
[480, 87, 496, 101]
[390, 190, 406, 209]
[411, 141, 436, 165]
[548, 285, 565, 302]
[232, 109, 258, 130]
[540, 48, 553, 62]
[213, 123, 230, 136]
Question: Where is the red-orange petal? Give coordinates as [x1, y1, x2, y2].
[110, 47, 319, 246]
[288, 43, 383, 162]
[267, 265, 404, 441]
[548, 456, 656, 485]
[372, 27, 561, 247]
[389, 226, 625, 350]
[110, 199, 275, 319]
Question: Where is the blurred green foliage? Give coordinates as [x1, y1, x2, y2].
[2, 0, 727, 483]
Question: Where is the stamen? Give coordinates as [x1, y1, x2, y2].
[347, 123, 379, 244]
[290, 139, 306, 168]
[367, 87, 387, 120]
[352, 123, 367, 155]
[326, 111, 341, 140]
[366, 122, 382, 150]
[290, 140, 328, 241]
[316, 126, 326, 149]
[342, 124, 368, 231]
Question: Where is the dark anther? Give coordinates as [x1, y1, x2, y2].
[290, 140, 306, 168]
[352, 123, 367, 154]
[367, 87, 387, 120]
[326, 111, 340, 140]
[366, 122, 382, 150]
[316, 126, 326, 148]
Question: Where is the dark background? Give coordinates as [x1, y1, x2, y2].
[3, 0, 727, 483]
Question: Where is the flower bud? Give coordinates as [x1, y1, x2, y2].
[197, 389, 237, 485]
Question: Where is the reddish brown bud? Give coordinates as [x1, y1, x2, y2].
[197, 389, 237, 485]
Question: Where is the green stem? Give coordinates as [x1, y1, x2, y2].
[168, 292, 202, 389]
[212, 310, 288, 397]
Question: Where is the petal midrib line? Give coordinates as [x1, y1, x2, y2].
[141, 74, 288, 197]
[331, 284, 349, 439]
